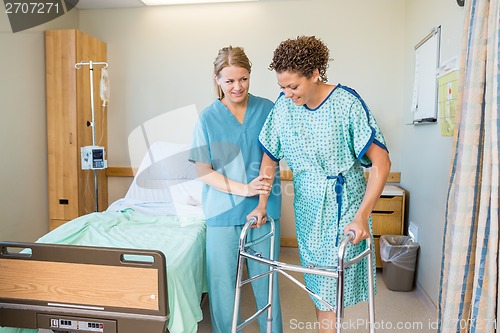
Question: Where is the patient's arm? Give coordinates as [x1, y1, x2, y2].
[246, 154, 278, 227]
[344, 143, 391, 244]
[195, 161, 271, 197]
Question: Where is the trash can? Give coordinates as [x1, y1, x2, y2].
[379, 235, 419, 291]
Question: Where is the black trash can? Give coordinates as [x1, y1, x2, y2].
[379, 235, 419, 291]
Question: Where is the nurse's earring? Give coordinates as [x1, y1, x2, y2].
[216, 84, 224, 100]
[215, 75, 224, 100]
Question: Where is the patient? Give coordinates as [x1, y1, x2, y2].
[189, 46, 283, 333]
[249, 35, 391, 333]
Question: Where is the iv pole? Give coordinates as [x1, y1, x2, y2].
[75, 60, 108, 212]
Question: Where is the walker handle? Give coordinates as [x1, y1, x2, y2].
[247, 215, 268, 227]
[248, 216, 258, 226]
[240, 215, 275, 251]
[345, 230, 356, 243]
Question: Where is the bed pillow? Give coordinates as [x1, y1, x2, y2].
[138, 142, 197, 180]
[125, 141, 202, 207]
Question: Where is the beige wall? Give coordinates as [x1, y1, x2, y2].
[0, 9, 79, 242]
[401, 0, 465, 306]
[0, 0, 465, 307]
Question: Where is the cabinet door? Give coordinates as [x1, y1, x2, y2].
[373, 196, 403, 212]
[46, 30, 79, 221]
[372, 212, 403, 236]
[372, 195, 404, 236]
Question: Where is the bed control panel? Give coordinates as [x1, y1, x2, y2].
[37, 314, 117, 333]
[52, 319, 103, 332]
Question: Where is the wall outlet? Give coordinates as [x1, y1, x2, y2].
[409, 222, 419, 242]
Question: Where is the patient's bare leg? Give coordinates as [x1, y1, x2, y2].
[316, 308, 336, 333]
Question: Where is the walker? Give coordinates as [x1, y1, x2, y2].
[231, 217, 376, 333]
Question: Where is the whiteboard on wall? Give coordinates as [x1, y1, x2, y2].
[411, 26, 441, 123]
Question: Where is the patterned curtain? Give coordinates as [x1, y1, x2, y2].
[438, 0, 500, 332]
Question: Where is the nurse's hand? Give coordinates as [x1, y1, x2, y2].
[246, 175, 272, 197]
[344, 217, 370, 244]
[246, 207, 267, 228]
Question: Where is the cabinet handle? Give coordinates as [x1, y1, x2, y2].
[69, 133, 73, 144]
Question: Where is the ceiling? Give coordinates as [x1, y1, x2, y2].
[74, 0, 289, 9]
[75, 0, 147, 9]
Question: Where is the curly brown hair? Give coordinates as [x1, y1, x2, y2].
[269, 36, 331, 82]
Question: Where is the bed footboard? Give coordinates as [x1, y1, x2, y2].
[0, 242, 169, 333]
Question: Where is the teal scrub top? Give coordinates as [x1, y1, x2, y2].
[189, 94, 281, 227]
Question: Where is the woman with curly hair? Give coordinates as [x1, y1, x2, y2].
[248, 36, 391, 332]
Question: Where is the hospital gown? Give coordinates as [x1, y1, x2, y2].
[259, 84, 388, 310]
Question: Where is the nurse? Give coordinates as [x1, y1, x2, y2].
[249, 36, 391, 333]
[189, 46, 283, 333]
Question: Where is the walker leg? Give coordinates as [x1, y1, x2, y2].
[367, 239, 376, 333]
[266, 225, 275, 333]
[231, 252, 246, 333]
[266, 271, 274, 333]
[336, 232, 351, 333]
[336, 268, 344, 333]
[232, 217, 276, 333]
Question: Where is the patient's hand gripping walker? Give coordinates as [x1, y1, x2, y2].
[231, 216, 376, 333]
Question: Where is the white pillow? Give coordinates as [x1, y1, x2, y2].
[125, 141, 202, 207]
[138, 142, 197, 180]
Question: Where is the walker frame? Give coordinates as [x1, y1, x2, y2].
[231, 217, 376, 333]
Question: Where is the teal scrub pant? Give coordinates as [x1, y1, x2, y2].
[206, 220, 283, 333]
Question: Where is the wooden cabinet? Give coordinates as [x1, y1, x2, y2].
[45, 30, 108, 230]
[372, 185, 406, 268]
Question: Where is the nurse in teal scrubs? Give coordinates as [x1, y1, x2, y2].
[189, 46, 283, 333]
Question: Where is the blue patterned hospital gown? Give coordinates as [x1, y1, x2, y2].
[259, 84, 388, 310]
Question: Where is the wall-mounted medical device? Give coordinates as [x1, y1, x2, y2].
[81, 146, 108, 170]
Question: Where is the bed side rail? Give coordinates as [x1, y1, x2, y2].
[0, 241, 168, 333]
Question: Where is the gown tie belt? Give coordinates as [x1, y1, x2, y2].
[326, 174, 345, 246]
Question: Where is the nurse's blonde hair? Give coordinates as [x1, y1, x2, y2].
[213, 46, 252, 99]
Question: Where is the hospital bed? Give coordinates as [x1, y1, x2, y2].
[0, 142, 207, 333]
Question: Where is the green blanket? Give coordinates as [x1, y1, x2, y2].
[0, 210, 207, 333]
